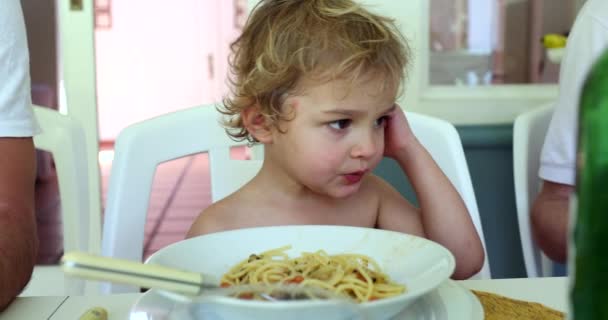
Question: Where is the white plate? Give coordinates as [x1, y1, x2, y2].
[129, 280, 484, 320]
[142, 226, 455, 320]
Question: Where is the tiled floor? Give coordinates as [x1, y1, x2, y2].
[101, 150, 216, 260]
[34, 147, 241, 264]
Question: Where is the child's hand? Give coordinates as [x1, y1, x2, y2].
[383, 104, 418, 159]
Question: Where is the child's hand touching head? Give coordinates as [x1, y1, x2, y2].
[383, 105, 418, 159]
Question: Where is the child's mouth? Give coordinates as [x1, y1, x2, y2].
[344, 171, 365, 184]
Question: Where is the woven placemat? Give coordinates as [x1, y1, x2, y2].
[472, 290, 565, 320]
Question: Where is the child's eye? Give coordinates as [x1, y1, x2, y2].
[375, 116, 389, 128]
[328, 119, 352, 130]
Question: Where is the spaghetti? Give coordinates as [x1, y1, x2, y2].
[220, 246, 406, 302]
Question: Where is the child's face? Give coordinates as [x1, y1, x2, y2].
[267, 75, 397, 198]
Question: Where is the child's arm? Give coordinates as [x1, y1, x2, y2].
[377, 106, 484, 279]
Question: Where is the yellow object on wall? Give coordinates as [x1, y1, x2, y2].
[542, 34, 568, 49]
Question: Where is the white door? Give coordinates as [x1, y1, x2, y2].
[95, 0, 233, 141]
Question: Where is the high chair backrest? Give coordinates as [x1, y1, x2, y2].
[19, 105, 92, 296]
[406, 112, 491, 280]
[513, 104, 555, 277]
[101, 105, 261, 293]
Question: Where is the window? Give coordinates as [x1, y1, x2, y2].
[430, 0, 581, 86]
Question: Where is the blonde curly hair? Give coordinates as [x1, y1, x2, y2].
[220, 0, 411, 142]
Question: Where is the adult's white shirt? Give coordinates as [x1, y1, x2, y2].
[0, 0, 40, 137]
[539, 0, 608, 185]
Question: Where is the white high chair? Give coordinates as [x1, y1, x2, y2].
[19, 105, 95, 296]
[513, 104, 555, 277]
[101, 104, 260, 293]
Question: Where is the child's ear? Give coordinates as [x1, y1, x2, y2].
[242, 106, 273, 144]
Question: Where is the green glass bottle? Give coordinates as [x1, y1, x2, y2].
[571, 49, 608, 319]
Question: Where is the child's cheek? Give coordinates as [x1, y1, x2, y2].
[309, 147, 345, 171]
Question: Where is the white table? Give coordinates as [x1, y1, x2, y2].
[0, 277, 568, 320]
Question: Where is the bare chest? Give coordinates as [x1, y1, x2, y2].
[236, 195, 379, 228]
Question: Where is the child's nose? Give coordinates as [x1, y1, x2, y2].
[351, 132, 379, 158]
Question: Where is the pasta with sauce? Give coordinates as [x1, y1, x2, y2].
[220, 245, 406, 302]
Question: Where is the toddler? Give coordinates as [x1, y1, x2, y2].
[187, 0, 484, 279]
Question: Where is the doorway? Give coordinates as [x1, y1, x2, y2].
[95, 0, 241, 142]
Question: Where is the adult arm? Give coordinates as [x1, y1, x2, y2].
[531, 181, 572, 263]
[0, 137, 38, 310]
[534, 2, 608, 264]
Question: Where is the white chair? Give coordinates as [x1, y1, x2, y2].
[101, 104, 260, 293]
[513, 104, 555, 278]
[101, 106, 490, 293]
[407, 112, 491, 280]
[19, 105, 94, 296]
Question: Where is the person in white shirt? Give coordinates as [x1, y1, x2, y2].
[532, 0, 608, 264]
[0, 0, 41, 310]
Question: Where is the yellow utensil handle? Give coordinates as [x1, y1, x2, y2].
[79, 307, 108, 320]
[61, 251, 204, 295]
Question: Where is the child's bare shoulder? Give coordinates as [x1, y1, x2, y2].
[360, 173, 408, 205]
[362, 173, 397, 195]
[186, 194, 248, 237]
